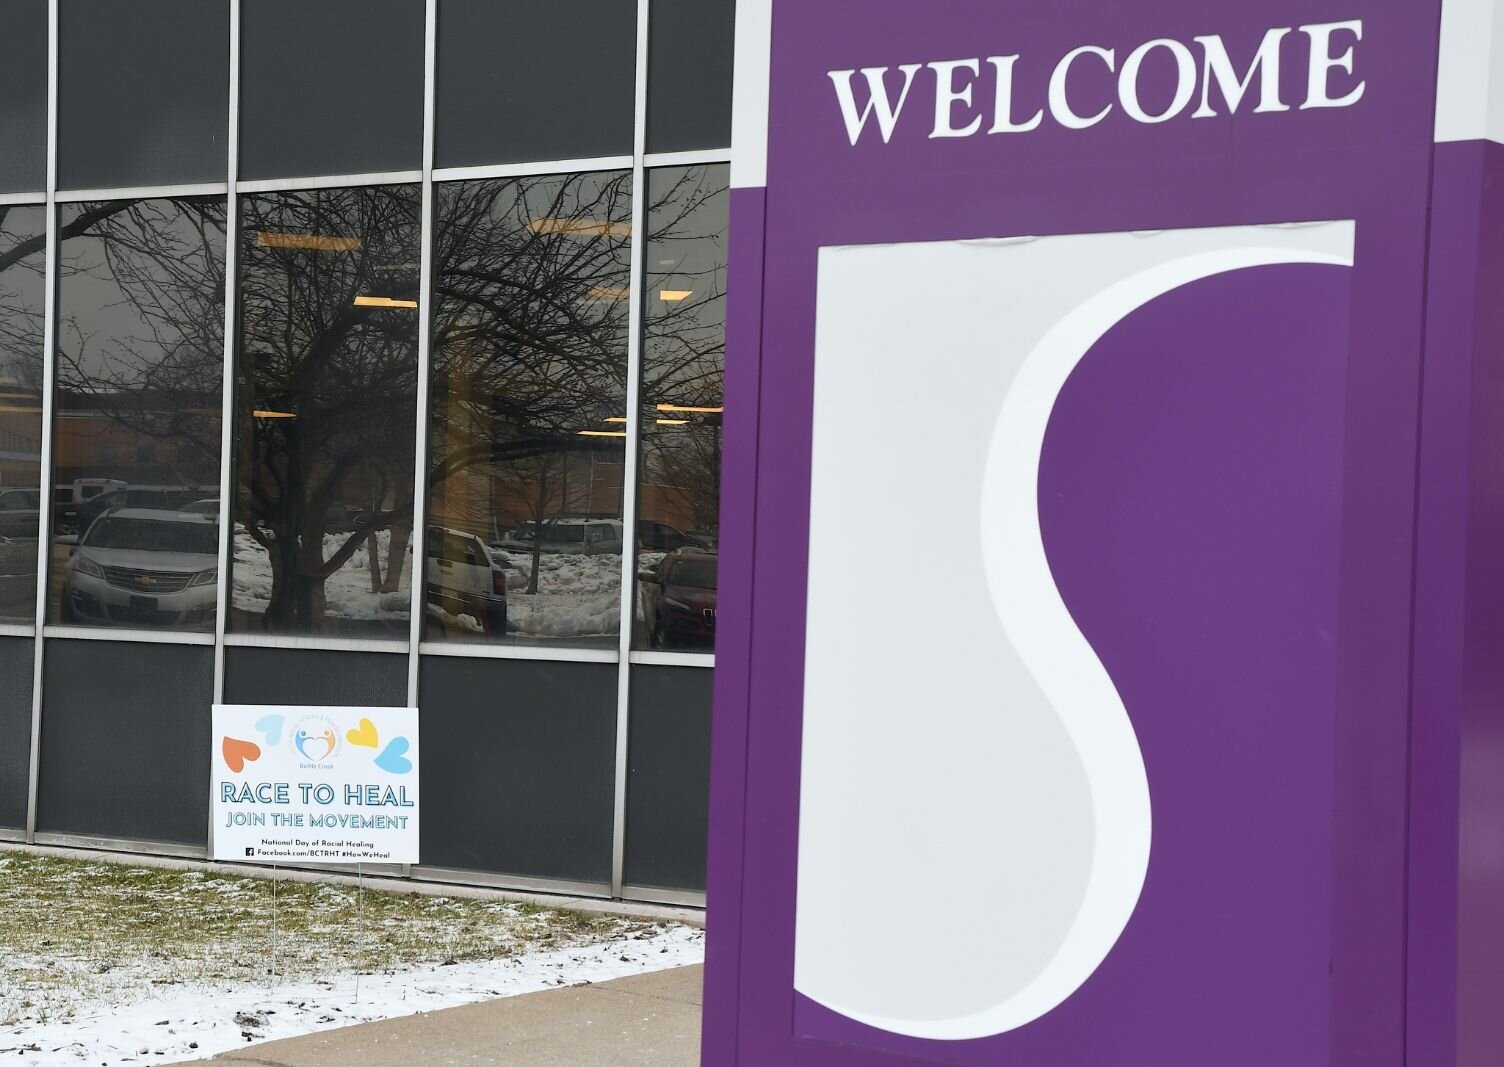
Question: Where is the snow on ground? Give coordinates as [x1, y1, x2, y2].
[497, 551, 621, 638]
[233, 527, 629, 639]
[0, 851, 703, 1067]
[231, 528, 412, 628]
[2, 927, 703, 1067]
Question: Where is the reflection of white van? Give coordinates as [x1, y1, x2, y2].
[500, 518, 623, 555]
[54, 478, 127, 533]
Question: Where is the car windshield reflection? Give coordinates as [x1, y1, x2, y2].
[85, 514, 219, 554]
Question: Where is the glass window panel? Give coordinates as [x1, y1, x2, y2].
[427, 171, 633, 648]
[646, 0, 736, 154]
[50, 198, 227, 632]
[232, 185, 421, 638]
[240, 0, 424, 182]
[58, 0, 229, 190]
[0, 206, 46, 625]
[0, 0, 47, 193]
[634, 165, 728, 652]
[435, 0, 636, 169]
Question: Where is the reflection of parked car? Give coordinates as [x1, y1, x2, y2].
[637, 519, 706, 551]
[425, 526, 507, 636]
[52, 478, 128, 533]
[0, 488, 41, 538]
[640, 549, 717, 649]
[61, 508, 219, 630]
[501, 518, 623, 555]
[180, 498, 220, 516]
[75, 485, 216, 538]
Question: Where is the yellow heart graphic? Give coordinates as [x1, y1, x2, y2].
[346, 718, 379, 749]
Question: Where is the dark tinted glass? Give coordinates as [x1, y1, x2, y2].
[51, 198, 226, 632]
[241, 0, 424, 181]
[0, 636, 32, 830]
[624, 665, 712, 891]
[427, 171, 633, 648]
[418, 655, 617, 883]
[435, 0, 635, 168]
[232, 185, 421, 638]
[646, 0, 736, 153]
[224, 646, 407, 707]
[634, 165, 727, 652]
[58, 0, 229, 190]
[0, 0, 47, 192]
[0, 206, 46, 624]
[37, 639, 212, 846]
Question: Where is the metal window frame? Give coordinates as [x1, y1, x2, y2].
[236, 171, 424, 194]
[54, 182, 229, 203]
[210, 0, 241, 715]
[432, 156, 636, 184]
[405, 0, 439, 709]
[24, 0, 60, 842]
[608, 0, 656, 899]
[14, 0, 723, 905]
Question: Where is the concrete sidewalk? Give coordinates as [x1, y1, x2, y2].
[180, 965, 703, 1067]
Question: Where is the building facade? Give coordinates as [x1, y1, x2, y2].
[0, 0, 733, 906]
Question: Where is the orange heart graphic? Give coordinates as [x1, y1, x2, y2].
[346, 718, 379, 749]
[222, 737, 261, 774]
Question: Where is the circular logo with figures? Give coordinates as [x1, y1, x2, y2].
[289, 716, 340, 763]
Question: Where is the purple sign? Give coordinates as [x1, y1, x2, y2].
[706, 2, 1504, 1064]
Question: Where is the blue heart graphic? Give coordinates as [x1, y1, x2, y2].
[255, 715, 284, 746]
[374, 737, 412, 775]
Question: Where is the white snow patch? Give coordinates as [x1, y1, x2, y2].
[2, 926, 704, 1066]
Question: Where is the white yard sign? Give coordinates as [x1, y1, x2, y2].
[211, 705, 419, 864]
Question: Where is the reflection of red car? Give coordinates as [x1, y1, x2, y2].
[641, 550, 717, 649]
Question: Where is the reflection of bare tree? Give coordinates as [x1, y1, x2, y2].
[0, 207, 47, 399]
[429, 172, 634, 500]
[53, 199, 226, 488]
[237, 186, 420, 632]
[428, 168, 726, 540]
[641, 166, 729, 541]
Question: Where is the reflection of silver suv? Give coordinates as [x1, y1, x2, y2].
[62, 508, 219, 631]
[500, 518, 623, 555]
[424, 526, 507, 636]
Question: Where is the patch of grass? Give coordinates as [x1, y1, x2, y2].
[0, 851, 665, 1028]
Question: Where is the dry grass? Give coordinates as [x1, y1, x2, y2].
[0, 851, 664, 1028]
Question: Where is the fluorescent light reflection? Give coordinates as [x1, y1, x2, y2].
[258, 233, 361, 252]
[354, 295, 418, 309]
[527, 218, 632, 238]
[656, 403, 724, 414]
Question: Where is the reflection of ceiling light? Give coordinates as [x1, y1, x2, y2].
[656, 403, 723, 414]
[655, 419, 689, 426]
[527, 218, 632, 238]
[588, 287, 631, 300]
[258, 232, 361, 252]
[604, 417, 627, 424]
[577, 430, 627, 438]
[253, 410, 297, 419]
[0, 406, 42, 414]
[354, 295, 419, 309]
[659, 290, 692, 302]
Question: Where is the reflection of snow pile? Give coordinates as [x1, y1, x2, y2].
[634, 552, 666, 625]
[501, 552, 621, 638]
[233, 528, 411, 624]
[426, 601, 484, 634]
